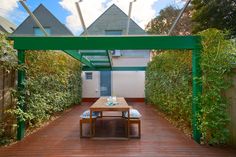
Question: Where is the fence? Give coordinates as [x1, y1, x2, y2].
[226, 68, 236, 146]
[0, 62, 16, 121]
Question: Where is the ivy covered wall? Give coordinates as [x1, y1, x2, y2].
[146, 29, 236, 145]
[0, 34, 82, 145]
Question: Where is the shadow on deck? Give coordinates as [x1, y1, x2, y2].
[0, 102, 235, 157]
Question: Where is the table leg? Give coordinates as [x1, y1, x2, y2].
[127, 109, 130, 138]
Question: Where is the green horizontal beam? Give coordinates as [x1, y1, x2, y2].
[79, 51, 106, 53]
[81, 52, 108, 56]
[63, 50, 93, 68]
[92, 63, 110, 66]
[90, 60, 109, 63]
[9, 35, 201, 50]
[93, 65, 111, 68]
[82, 66, 146, 71]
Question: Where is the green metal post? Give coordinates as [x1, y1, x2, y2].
[17, 50, 26, 140]
[106, 50, 112, 69]
[192, 43, 202, 143]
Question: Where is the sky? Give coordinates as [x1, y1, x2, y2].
[0, 0, 185, 35]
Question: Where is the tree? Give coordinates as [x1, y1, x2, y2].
[145, 5, 192, 35]
[192, 0, 236, 37]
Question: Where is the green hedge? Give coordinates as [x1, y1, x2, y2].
[1, 34, 82, 144]
[145, 29, 236, 145]
[20, 51, 82, 125]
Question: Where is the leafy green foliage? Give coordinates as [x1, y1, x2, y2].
[0, 34, 18, 69]
[1, 34, 82, 145]
[198, 29, 236, 144]
[146, 29, 236, 145]
[192, 0, 236, 38]
[21, 51, 82, 126]
[146, 5, 192, 35]
[0, 34, 19, 145]
[146, 51, 193, 129]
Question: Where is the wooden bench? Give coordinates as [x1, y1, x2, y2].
[80, 118, 96, 138]
[80, 110, 98, 138]
[126, 118, 141, 138]
[124, 108, 141, 138]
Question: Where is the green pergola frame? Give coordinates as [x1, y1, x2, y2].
[9, 35, 202, 143]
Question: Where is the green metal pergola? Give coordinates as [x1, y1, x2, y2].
[9, 35, 202, 143]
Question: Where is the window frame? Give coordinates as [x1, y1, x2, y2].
[85, 72, 93, 80]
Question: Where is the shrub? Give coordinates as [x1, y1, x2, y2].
[198, 29, 235, 144]
[145, 28, 236, 144]
[21, 50, 82, 126]
[1, 33, 82, 144]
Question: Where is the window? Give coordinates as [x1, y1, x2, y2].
[105, 30, 122, 35]
[34, 27, 51, 36]
[85, 72, 93, 80]
[10, 27, 15, 32]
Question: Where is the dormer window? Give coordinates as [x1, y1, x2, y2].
[34, 27, 51, 36]
[10, 27, 15, 31]
[105, 30, 122, 35]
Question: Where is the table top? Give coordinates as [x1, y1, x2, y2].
[90, 97, 131, 111]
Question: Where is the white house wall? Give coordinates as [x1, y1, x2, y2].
[112, 71, 145, 98]
[82, 50, 150, 98]
[82, 71, 145, 98]
[111, 50, 149, 98]
[82, 71, 100, 98]
[112, 57, 149, 67]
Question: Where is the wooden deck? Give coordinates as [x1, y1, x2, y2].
[0, 102, 235, 157]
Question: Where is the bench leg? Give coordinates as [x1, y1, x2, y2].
[80, 119, 96, 138]
[124, 119, 127, 137]
[93, 120, 96, 136]
[80, 120, 83, 138]
[126, 120, 141, 138]
[100, 112, 103, 118]
[127, 120, 130, 138]
[138, 121, 141, 138]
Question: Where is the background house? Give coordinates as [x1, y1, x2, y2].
[81, 4, 150, 99]
[0, 16, 16, 34]
[10, 3, 150, 99]
[12, 4, 73, 36]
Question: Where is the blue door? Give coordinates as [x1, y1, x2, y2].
[100, 71, 111, 96]
[100, 30, 121, 96]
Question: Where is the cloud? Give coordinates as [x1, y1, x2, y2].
[0, 0, 27, 24]
[107, 0, 158, 31]
[173, 0, 187, 6]
[59, 0, 160, 35]
[59, 0, 107, 35]
[0, 0, 18, 17]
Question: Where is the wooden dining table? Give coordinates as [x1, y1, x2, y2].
[89, 97, 131, 138]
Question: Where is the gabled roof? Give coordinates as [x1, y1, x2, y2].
[81, 4, 146, 35]
[12, 4, 73, 36]
[0, 16, 16, 34]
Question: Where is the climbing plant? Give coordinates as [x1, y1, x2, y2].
[146, 50, 193, 130]
[13, 50, 82, 126]
[0, 34, 19, 145]
[146, 29, 236, 145]
[0, 34, 18, 69]
[198, 29, 235, 144]
[0, 34, 82, 145]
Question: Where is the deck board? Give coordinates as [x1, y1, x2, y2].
[0, 102, 235, 157]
